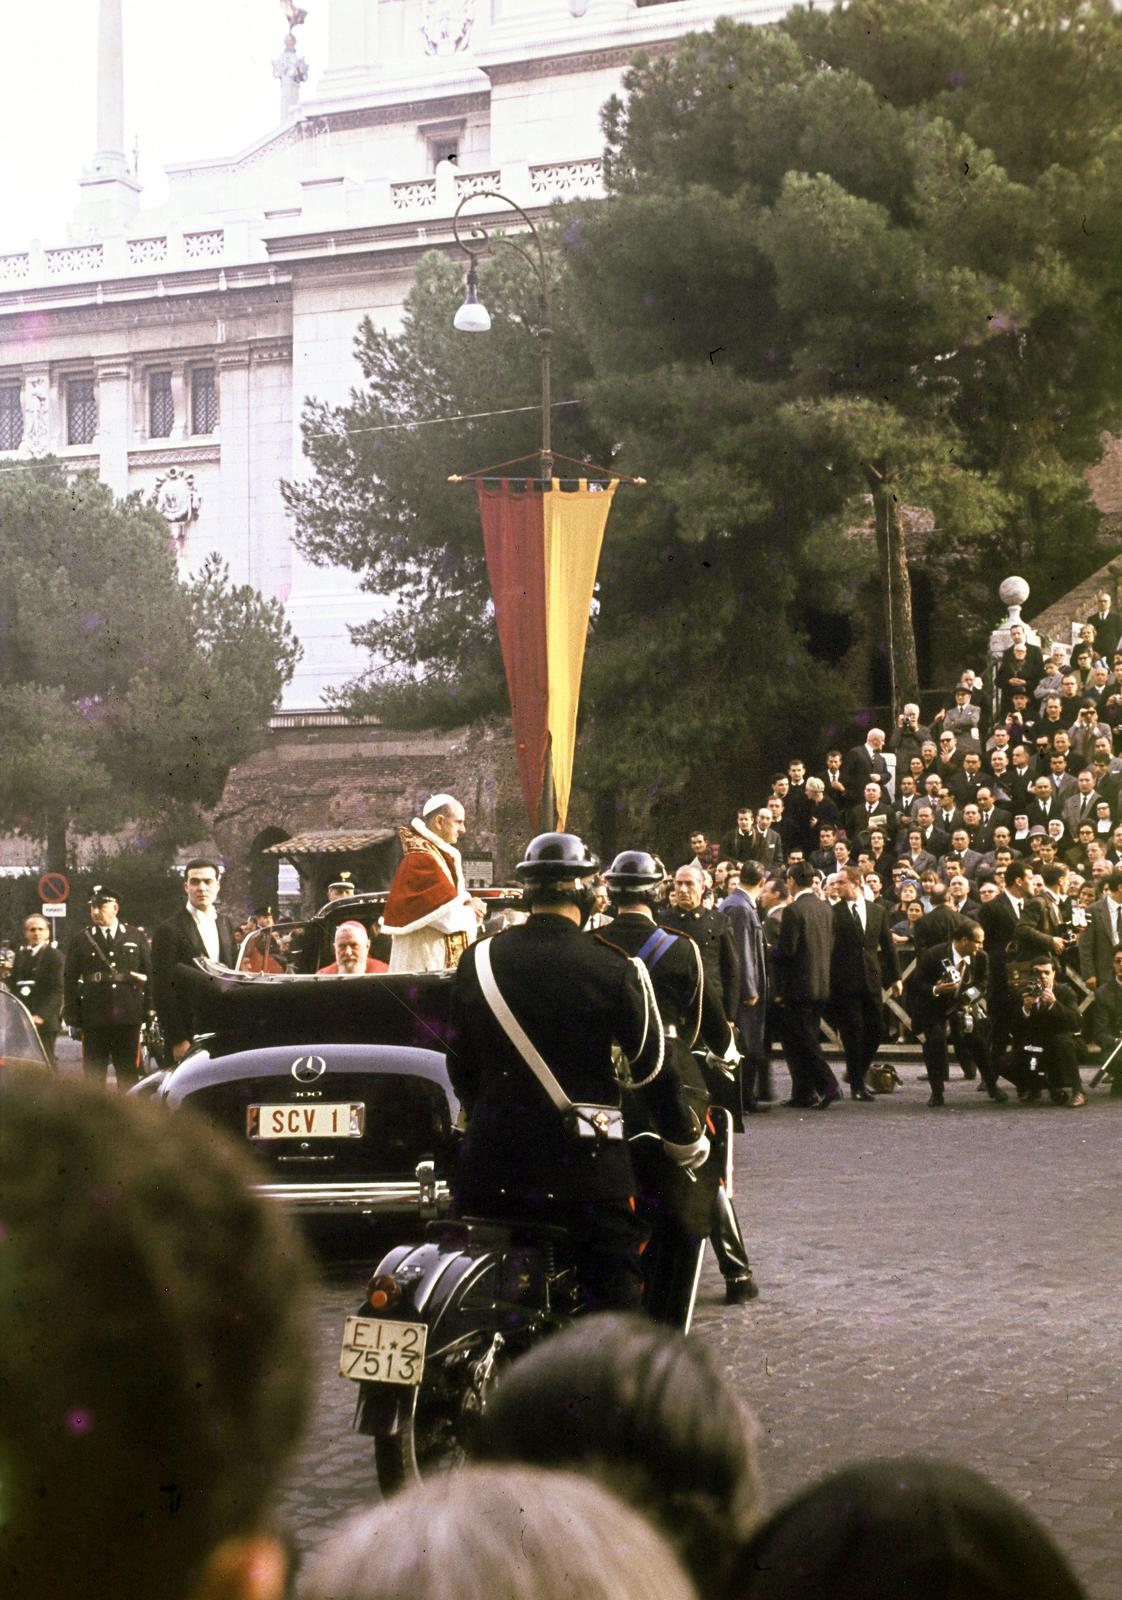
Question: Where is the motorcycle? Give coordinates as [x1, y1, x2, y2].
[342, 1184, 585, 1495]
[341, 1105, 733, 1492]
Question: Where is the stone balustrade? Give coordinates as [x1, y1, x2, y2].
[0, 157, 606, 293]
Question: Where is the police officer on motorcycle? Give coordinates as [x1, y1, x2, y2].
[597, 852, 757, 1319]
[447, 832, 708, 1313]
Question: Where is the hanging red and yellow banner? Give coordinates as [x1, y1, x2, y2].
[476, 477, 617, 829]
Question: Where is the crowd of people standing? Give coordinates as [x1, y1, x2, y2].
[677, 596, 1122, 1109]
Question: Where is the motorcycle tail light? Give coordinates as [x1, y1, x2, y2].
[366, 1272, 401, 1312]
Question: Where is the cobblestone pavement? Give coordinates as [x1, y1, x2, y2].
[272, 1059, 1122, 1597]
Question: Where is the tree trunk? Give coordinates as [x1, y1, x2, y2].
[44, 814, 68, 874]
[869, 468, 919, 713]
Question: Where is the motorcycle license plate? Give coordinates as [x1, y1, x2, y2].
[247, 1103, 365, 1139]
[339, 1315, 427, 1385]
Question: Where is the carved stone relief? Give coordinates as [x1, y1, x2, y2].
[421, 0, 474, 56]
[151, 466, 202, 557]
[21, 373, 49, 457]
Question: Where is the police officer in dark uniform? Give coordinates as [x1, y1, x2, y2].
[63, 886, 153, 1091]
[598, 852, 758, 1314]
[447, 833, 707, 1314]
[7, 914, 65, 1066]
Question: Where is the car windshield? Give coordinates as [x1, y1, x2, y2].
[0, 987, 50, 1069]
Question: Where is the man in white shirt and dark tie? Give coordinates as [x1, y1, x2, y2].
[151, 858, 239, 1064]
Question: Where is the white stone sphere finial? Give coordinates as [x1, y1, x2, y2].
[990, 575, 1039, 664]
[999, 575, 1030, 618]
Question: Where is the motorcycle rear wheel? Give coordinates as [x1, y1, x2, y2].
[373, 1332, 504, 1497]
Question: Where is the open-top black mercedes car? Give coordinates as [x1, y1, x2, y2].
[137, 888, 522, 1224]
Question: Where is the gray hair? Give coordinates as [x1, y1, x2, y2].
[300, 1465, 697, 1600]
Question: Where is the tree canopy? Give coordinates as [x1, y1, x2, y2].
[0, 466, 300, 868]
[285, 0, 1122, 838]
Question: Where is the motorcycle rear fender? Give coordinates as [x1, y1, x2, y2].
[351, 1235, 508, 1439]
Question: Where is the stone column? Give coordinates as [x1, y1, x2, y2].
[95, 0, 129, 179]
[96, 358, 130, 497]
[76, 0, 141, 231]
[217, 346, 252, 586]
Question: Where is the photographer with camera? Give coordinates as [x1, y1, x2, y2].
[1087, 946, 1122, 1096]
[888, 702, 931, 766]
[913, 919, 1007, 1106]
[1010, 956, 1086, 1106]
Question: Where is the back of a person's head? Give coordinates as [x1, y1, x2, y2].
[0, 1075, 314, 1600]
[300, 1464, 698, 1600]
[469, 1312, 762, 1589]
[730, 1456, 1086, 1600]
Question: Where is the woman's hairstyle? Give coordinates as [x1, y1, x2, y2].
[469, 1312, 762, 1590]
[299, 1464, 698, 1600]
[730, 1456, 1086, 1600]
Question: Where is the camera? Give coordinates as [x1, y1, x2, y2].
[1023, 976, 1045, 999]
[0, 945, 14, 980]
[940, 957, 959, 984]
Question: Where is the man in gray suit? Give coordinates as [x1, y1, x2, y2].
[773, 861, 838, 1108]
[1061, 768, 1102, 838]
[1078, 868, 1122, 991]
[720, 861, 769, 1110]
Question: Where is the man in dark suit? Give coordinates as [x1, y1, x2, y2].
[737, 808, 784, 871]
[912, 920, 1007, 1104]
[718, 808, 756, 865]
[1027, 775, 1062, 831]
[773, 861, 838, 1107]
[977, 860, 1059, 1073]
[63, 887, 152, 1090]
[1010, 956, 1086, 1105]
[151, 858, 239, 1065]
[1006, 745, 1038, 810]
[8, 913, 64, 1065]
[1087, 946, 1122, 1094]
[972, 788, 1013, 853]
[1078, 868, 1122, 991]
[829, 868, 901, 1100]
[911, 883, 957, 959]
[999, 624, 1045, 693]
[912, 804, 950, 861]
[841, 729, 890, 797]
[848, 779, 897, 846]
[663, 864, 739, 1020]
[1086, 589, 1122, 661]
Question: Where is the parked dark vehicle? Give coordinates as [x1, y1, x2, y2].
[136, 888, 522, 1222]
[0, 985, 52, 1077]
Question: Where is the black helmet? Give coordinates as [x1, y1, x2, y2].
[604, 851, 665, 890]
[515, 832, 600, 882]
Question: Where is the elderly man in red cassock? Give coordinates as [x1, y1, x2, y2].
[383, 793, 486, 971]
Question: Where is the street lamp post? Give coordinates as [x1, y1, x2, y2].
[452, 188, 556, 829]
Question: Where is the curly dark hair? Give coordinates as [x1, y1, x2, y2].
[469, 1311, 762, 1591]
[0, 1074, 314, 1600]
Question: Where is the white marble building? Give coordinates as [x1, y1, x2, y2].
[0, 0, 789, 706]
